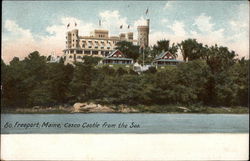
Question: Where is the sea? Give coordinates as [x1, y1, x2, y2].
[1, 113, 249, 134]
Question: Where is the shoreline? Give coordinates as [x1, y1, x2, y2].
[1, 104, 249, 114]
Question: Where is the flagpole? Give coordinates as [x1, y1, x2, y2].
[143, 47, 144, 67]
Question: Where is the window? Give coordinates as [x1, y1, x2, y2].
[77, 50, 82, 54]
[93, 51, 98, 55]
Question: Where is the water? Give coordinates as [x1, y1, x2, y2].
[1, 114, 249, 134]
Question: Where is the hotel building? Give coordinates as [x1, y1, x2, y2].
[63, 19, 150, 64]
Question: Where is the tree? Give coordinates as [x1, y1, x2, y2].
[45, 61, 74, 105]
[1, 57, 29, 107]
[69, 62, 96, 102]
[206, 44, 237, 74]
[115, 41, 140, 60]
[153, 39, 170, 54]
[137, 47, 154, 64]
[178, 39, 204, 62]
[152, 40, 178, 58]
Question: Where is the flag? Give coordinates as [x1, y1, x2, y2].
[128, 25, 130, 29]
[145, 8, 149, 15]
[75, 22, 77, 27]
[67, 23, 70, 28]
[99, 20, 101, 26]
[120, 25, 123, 29]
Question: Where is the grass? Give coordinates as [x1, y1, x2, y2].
[97, 64, 133, 70]
[130, 104, 249, 114]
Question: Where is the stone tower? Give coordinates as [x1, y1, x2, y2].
[137, 19, 150, 48]
[66, 29, 79, 49]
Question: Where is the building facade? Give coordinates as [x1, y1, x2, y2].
[152, 51, 183, 67]
[63, 19, 150, 64]
[101, 50, 134, 65]
[63, 29, 136, 64]
[137, 19, 150, 48]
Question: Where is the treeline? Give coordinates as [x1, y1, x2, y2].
[1, 40, 249, 109]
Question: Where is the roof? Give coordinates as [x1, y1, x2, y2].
[107, 49, 123, 58]
[94, 29, 109, 33]
[103, 57, 133, 61]
[153, 59, 183, 62]
[155, 51, 174, 60]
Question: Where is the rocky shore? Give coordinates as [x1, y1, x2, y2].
[72, 102, 138, 113]
[1, 103, 248, 114]
[5, 102, 139, 113]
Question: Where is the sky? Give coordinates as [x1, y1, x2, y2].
[2, 1, 249, 63]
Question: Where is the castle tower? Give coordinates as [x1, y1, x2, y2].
[127, 32, 133, 41]
[66, 29, 79, 50]
[66, 31, 72, 49]
[71, 29, 79, 49]
[137, 19, 150, 48]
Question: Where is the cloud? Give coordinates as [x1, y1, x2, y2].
[149, 11, 248, 59]
[161, 18, 168, 24]
[164, 1, 173, 9]
[2, 17, 97, 63]
[2, 20, 38, 62]
[168, 21, 186, 36]
[227, 4, 249, 58]
[4, 20, 34, 42]
[133, 16, 147, 27]
[2, 7, 248, 63]
[194, 13, 214, 33]
[99, 10, 129, 36]
[2, 10, 132, 63]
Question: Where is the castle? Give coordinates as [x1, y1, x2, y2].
[63, 19, 150, 63]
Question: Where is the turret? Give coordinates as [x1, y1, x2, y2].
[66, 31, 72, 49]
[137, 19, 150, 48]
[71, 29, 79, 48]
[127, 32, 133, 40]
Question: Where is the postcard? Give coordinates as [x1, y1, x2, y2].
[1, 0, 249, 160]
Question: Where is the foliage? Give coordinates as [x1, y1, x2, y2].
[1, 40, 248, 109]
[115, 41, 140, 60]
[178, 39, 204, 61]
[152, 40, 178, 58]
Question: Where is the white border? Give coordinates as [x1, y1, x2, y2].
[1, 134, 249, 160]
